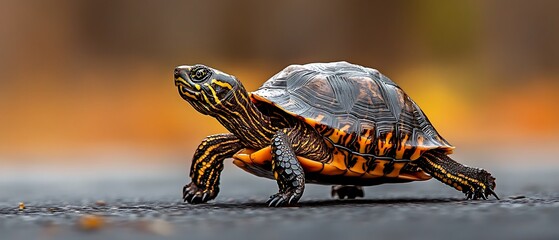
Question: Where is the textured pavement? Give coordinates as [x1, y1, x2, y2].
[1, 162, 559, 240]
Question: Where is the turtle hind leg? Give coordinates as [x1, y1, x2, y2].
[331, 185, 364, 199]
[417, 150, 499, 200]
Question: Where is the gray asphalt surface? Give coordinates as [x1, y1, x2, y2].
[1, 161, 559, 240]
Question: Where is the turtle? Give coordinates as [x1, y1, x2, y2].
[173, 61, 498, 207]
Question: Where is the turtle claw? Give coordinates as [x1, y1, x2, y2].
[182, 182, 218, 204]
[201, 192, 209, 202]
[287, 195, 297, 205]
[266, 195, 283, 207]
[487, 188, 500, 200]
[463, 182, 499, 201]
[267, 190, 301, 207]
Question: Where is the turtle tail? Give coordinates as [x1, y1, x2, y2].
[417, 150, 499, 200]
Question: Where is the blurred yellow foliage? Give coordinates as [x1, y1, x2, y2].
[0, 1, 557, 164]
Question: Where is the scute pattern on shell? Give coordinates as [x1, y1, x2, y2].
[252, 61, 454, 157]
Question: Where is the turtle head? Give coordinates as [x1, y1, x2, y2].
[174, 64, 241, 114]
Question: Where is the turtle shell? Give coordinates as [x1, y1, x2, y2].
[251, 61, 454, 161]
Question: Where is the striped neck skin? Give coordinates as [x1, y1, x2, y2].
[212, 84, 278, 149]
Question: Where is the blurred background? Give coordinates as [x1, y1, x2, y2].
[2, 2, 559, 239]
[1, 0, 558, 171]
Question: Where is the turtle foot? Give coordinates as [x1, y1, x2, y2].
[266, 187, 303, 207]
[331, 185, 364, 199]
[182, 182, 218, 204]
[464, 170, 499, 200]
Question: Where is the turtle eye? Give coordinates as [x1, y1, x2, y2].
[191, 67, 210, 82]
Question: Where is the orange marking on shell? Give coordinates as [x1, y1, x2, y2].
[347, 155, 367, 175]
[303, 118, 320, 127]
[329, 149, 348, 171]
[232, 149, 258, 175]
[233, 149, 255, 164]
[343, 133, 355, 146]
[232, 159, 247, 168]
[296, 156, 324, 173]
[377, 132, 393, 156]
[395, 135, 411, 159]
[366, 160, 386, 177]
[328, 129, 343, 144]
[357, 129, 373, 153]
[230, 139, 435, 183]
[298, 156, 345, 175]
[249, 146, 272, 164]
[410, 136, 425, 160]
[397, 171, 432, 181]
[232, 147, 276, 178]
[384, 162, 406, 177]
[344, 170, 363, 177]
[233, 147, 272, 166]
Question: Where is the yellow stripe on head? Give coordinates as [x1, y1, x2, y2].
[212, 79, 233, 90]
[179, 87, 197, 99]
[204, 83, 221, 105]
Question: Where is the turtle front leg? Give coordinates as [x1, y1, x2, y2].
[183, 133, 242, 204]
[417, 150, 499, 200]
[267, 129, 306, 207]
